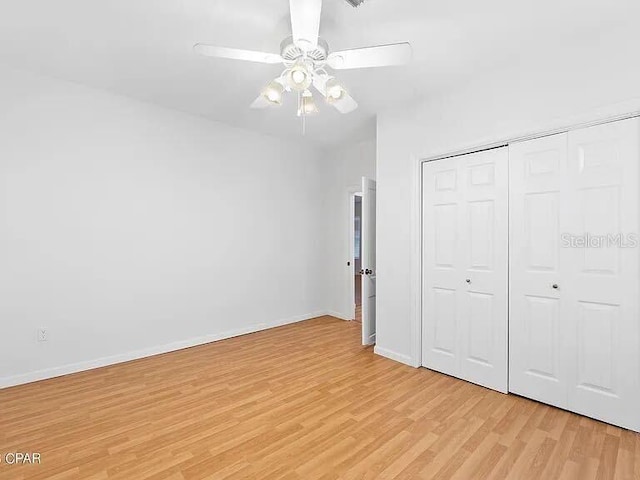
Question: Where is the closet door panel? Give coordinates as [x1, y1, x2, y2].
[460, 149, 509, 393]
[566, 118, 640, 431]
[509, 134, 569, 408]
[423, 148, 508, 393]
[422, 159, 464, 377]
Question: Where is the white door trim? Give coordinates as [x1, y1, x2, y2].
[348, 188, 363, 321]
[409, 109, 640, 368]
[361, 177, 377, 345]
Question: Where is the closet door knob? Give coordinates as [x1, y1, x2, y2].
[466, 279, 471, 284]
[552, 284, 559, 289]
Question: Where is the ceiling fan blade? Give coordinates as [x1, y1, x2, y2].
[194, 44, 282, 64]
[327, 42, 412, 70]
[312, 75, 358, 114]
[289, 0, 322, 51]
[312, 74, 328, 96]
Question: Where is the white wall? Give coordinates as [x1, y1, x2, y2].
[0, 65, 329, 387]
[323, 139, 376, 320]
[376, 27, 640, 365]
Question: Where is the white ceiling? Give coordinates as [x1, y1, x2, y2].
[0, 0, 637, 147]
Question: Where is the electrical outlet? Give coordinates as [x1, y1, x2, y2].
[37, 328, 48, 342]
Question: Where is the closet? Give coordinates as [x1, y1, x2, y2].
[421, 117, 640, 432]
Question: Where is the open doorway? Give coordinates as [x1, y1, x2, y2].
[353, 194, 363, 323]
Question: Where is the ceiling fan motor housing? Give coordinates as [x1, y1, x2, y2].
[280, 36, 329, 66]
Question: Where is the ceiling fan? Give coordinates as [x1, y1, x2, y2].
[194, 0, 412, 122]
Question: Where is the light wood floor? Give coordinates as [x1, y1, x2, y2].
[1, 316, 638, 480]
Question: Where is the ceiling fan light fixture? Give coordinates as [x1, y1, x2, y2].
[195, 0, 412, 122]
[287, 63, 312, 92]
[261, 81, 284, 105]
[292, 70, 306, 84]
[325, 78, 346, 104]
[298, 91, 319, 116]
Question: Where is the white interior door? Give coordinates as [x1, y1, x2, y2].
[422, 158, 463, 376]
[361, 177, 376, 346]
[422, 148, 509, 393]
[509, 133, 570, 408]
[509, 118, 640, 432]
[564, 119, 639, 431]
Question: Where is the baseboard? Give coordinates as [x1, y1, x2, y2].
[374, 345, 415, 367]
[0, 311, 327, 390]
[326, 310, 353, 321]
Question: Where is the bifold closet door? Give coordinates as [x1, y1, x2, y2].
[510, 118, 640, 432]
[509, 133, 570, 408]
[565, 119, 639, 431]
[422, 147, 508, 393]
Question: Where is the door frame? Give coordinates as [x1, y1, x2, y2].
[410, 109, 640, 369]
[361, 177, 377, 345]
[348, 188, 363, 321]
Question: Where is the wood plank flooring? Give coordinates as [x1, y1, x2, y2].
[1, 316, 638, 479]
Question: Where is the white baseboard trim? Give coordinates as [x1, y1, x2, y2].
[0, 311, 327, 390]
[374, 346, 416, 367]
[326, 310, 353, 321]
